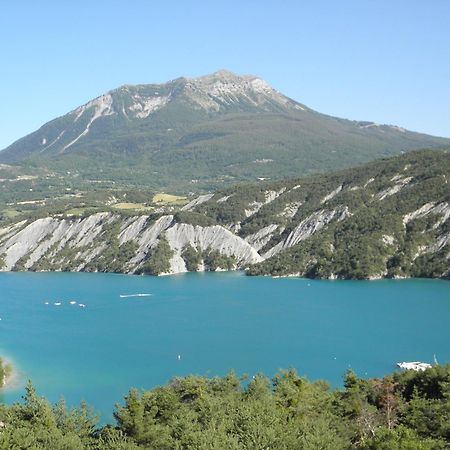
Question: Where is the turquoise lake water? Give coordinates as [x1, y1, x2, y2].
[0, 271, 449, 422]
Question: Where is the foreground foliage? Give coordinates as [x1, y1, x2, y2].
[0, 359, 11, 388]
[0, 365, 449, 449]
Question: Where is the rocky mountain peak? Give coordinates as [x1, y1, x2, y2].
[74, 70, 286, 120]
[189, 70, 272, 94]
[179, 69, 290, 111]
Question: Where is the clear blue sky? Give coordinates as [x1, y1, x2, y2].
[1, 0, 449, 149]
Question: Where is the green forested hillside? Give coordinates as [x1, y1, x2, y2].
[1, 71, 448, 192]
[0, 366, 449, 449]
[0, 149, 448, 279]
[193, 149, 450, 279]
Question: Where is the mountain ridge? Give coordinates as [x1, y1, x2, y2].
[1, 70, 449, 192]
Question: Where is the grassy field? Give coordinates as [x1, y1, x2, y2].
[152, 193, 187, 205]
[112, 202, 153, 211]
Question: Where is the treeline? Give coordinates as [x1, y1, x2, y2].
[0, 366, 449, 449]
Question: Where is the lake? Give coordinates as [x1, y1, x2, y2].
[0, 271, 449, 422]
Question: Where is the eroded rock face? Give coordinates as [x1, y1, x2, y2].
[0, 213, 262, 275]
[245, 225, 279, 251]
[181, 194, 214, 211]
[263, 206, 350, 259]
[376, 177, 413, 201]
[320, 185, 342, 204]
[165, 223, 263, 267]
[0, 217, 60, 270]
[0, 213, 113, 270]
[244, 189, 286, 218]
[129, 215, 175, 265]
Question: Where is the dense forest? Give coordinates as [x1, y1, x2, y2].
[0, 365, 449, 449]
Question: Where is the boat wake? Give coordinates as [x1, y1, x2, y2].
[119, 293, 152, 298]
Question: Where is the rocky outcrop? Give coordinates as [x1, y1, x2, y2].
[118, 216, 149, 244]
[403, 202, 450, 228]
[278, 202, 302, 219]
[263, 206, 350, 258]
[166, 223, 262, 264]
[244, 224, 279, 251]
[0, 213, 114, 270]
[216, 194, 234, 204]
[0, 213, 262, 275]
[0, 217, 60, 270]
[129, 215, 175, 264]
[376, 176, 413, 200]
[181, 194, 215, 211]
[320, 185, 342, 204]
[244, 188, 286, 218]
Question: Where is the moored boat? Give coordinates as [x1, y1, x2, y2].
[397, 361, 432, 371]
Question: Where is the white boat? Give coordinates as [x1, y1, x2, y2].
[397, 361, 432, 371]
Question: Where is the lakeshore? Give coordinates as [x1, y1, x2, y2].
[0, 271, 449, 421]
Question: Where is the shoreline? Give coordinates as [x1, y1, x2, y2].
[0, 356, 21, 391]
[0, 268, 448, 281]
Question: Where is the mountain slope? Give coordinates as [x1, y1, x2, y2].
[0, 149, 449, 279]
[194, 149, 450, 279]
[1, 70, 449, 191]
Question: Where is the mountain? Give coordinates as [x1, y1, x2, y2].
[1, 149, 449, 280]
[1, 70, 449, 191]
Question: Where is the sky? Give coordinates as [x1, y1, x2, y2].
[1, 0, 449, 150]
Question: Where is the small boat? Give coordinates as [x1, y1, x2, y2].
[78, 303, 86, 308]
[397, 361, 432, 371]
[54, 302, 61, 306]
[69, 301, 77, 305]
